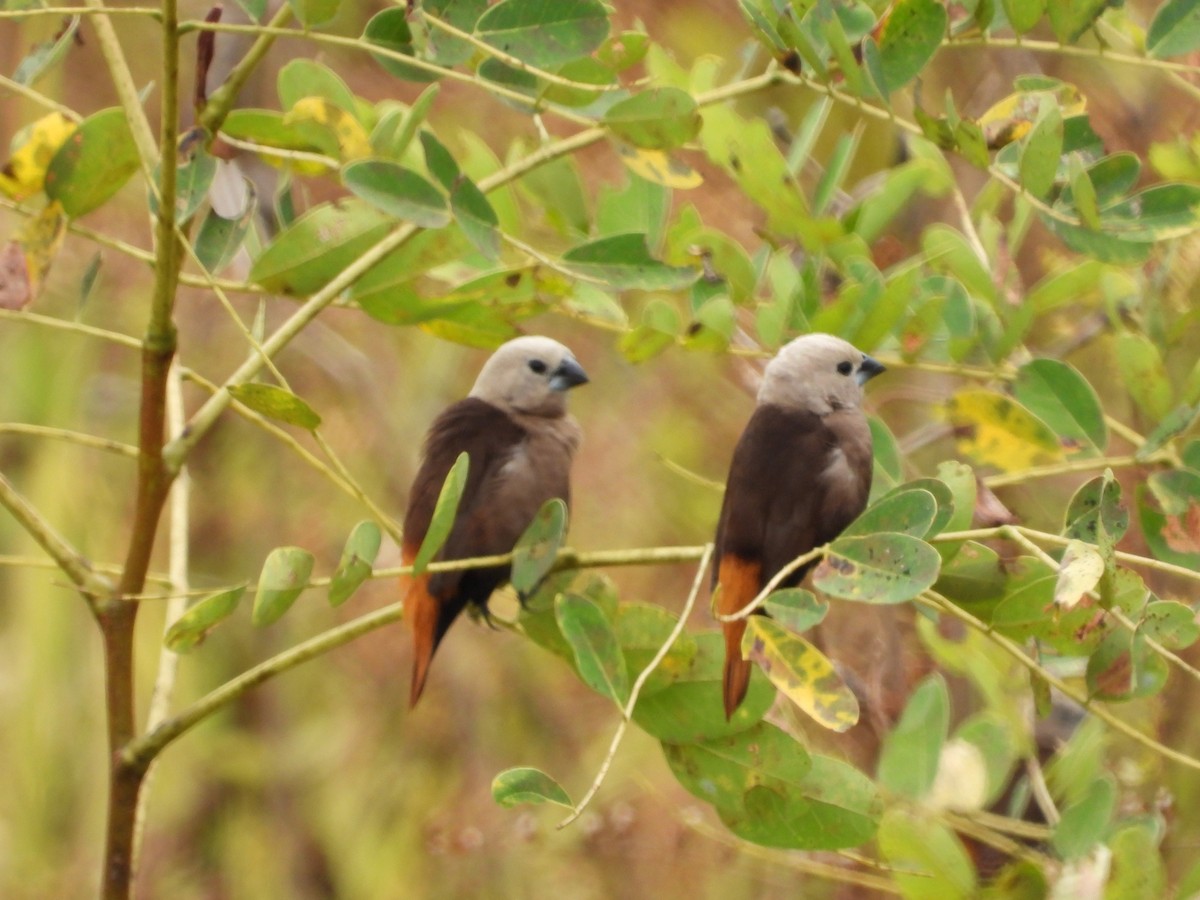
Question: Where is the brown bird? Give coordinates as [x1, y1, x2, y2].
[714, 334, 885, 718]
[401, 336, 588, 707]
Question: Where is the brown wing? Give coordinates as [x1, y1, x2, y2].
[713, 404, 872, 717]
[402, 398, 527, 706]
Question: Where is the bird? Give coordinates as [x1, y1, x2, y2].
[400, 335, 589, 707]
[713, 333, 885, 719]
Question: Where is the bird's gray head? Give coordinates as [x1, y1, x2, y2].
[757, 333, 885, 415]
[469, 335, 589, 417]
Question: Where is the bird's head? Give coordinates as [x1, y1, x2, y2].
[758, 333, 885, 415]
[469, 335, 589, 417]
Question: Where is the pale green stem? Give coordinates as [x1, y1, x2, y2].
[0, 308, 142, 349]
[0, 72, 84, 120]
[0, 423, 137, 457]
[557, 543, 715, 829]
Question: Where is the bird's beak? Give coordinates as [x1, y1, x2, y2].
[549, 356, 589, 391]
[857, 355, 885, 386]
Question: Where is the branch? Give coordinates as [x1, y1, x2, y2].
[0, 423, 137, 457]
[924, 590, 1200, 773]
[198, 3, 294, 135]
[557, 543, 715, 829]
[0, 471, 112, 598]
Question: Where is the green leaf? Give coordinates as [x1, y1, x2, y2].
[1018, 105, 1062, 199]
[876, 0, 948, 93]
[555, 592, 629, 704]
[419, 132, 500, 258]
[613, 602, 697, 695]
[632, 632, 774, 742]
[363, 8, 439, 83]
[812, 533, 941, 604]
[1138, 404, 1200, 461]
[194, 175, 257, 275]
[412, 451, 469, 574]
[1052, 539, 1104, 609]
[164, 585, 246, 652]
[277, 59, 357, 114]
[44, 108, 139, 218]
[844, 488, 938, 539]
[1002, 0, 1046, 34]
[1139, 470, 1200, 568]
[341, 160, 450, 228]
[1013, 358, 1107, 454]
[329, 521, 381, 608]
[1052, 775, 1116, 859]
[562, 233, 698, 290]
[1047, 0, 1116, 43]
[13, 15, 80, 85]
[1107, 822, 1168, 899]
[249, 199, 392, 296]
[667, 727, 879, 851]
[954, 714, 1017, 806]
[252, 546, 316, 626]
[1148, 0, 1200, 58]
[618, 297, 680, 363]
[1086, 628, 1169, 699]
[476, 0, 610, 68]
[1116, 332, 1174, 421]
[1139, 599, 1200, 650]
[877, 674, 949, 799]
[935, 541, 1008, 608]
[879, 810, 977, 899]
[511, 499, 567, 596]
[1065, 472, 1129, 544]
[603, 88, 701, 150]
[220, 109, 332, 158]
[491, 767, 573, 809]
[228, 383, 322, 429]
[742, 617, 859, 732]
[288, 0, 339, 28]
[869, 416, 904, 496]
[762, 589, 828, 634]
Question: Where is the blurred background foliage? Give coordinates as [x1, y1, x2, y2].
[3, 0, 1200, 897]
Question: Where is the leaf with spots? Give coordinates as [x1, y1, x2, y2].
[844, 487, 938, 539]
[742, 616, 859, 732]
[511, 498, 567, 596]
[813, 533, 941, 605]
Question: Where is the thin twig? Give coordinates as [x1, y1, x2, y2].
[0, 424, 137, 457]
[557, 543, 714, 829]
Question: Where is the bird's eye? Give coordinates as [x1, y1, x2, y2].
[528, 359, 548, 374]
[837, 361, 853, 376]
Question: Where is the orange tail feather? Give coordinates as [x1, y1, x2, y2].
[717, 555, 761, 720]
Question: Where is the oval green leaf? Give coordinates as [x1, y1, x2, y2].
[877, 674, 948, 799]
[813, 533, 941, 604]
[555, 592, 629, 704]
[476, 0, 610, 69]
[613, 602, 697, 695]
[249, 199, 392, 295]
[195, 174, 257, 275]
[844, 488, 938, 539]
[491, 766, 573, 809]
[252, 546, 316, 626]
[164, 585, 246, 652]
[288, 0, 339, 28]
[44, 107, 139, 218]
[632, 632, 773, 743]
[876, 0, 948, 93]
[603, 87, 701, 150]
[762, 588, 828, 634]
[511, 498, 567, 596]
[742, 616, 859, 732]
[1014, 358, 1107, 454]
[1148, 0, 1200, 59]
[562, 233, 698, 290]
[329, 520, 382, 608]
[228, 383, 322, 430]
[412, 451, 469, 574]
[1140, 599, 1200, 650]
[342, 160, 450, 228]
[1052, 775, 1116, 860]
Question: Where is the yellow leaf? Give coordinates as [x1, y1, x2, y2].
[614, 143, 702, 189]
[19, 201, 67, 298]
[286, 97, 372, 162]
[742, 616, 859, 732]
[0, 112, 77, 200]
[945, 390, 1064, 472]
[978, 86, 1085, 150]
[1054, 539, 1104, 609]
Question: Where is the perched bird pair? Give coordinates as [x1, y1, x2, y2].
[400, 333, 884, 715]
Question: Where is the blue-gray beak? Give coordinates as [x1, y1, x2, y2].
[549, 356, 589, 391]
[857, 355, 885, 386]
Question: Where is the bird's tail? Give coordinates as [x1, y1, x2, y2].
[716, 554, 761, 720]
[405, 571, 442, 707]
